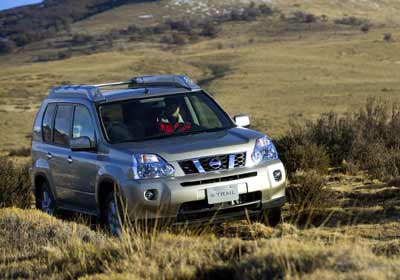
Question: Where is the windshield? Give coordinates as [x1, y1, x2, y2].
[99, 92, 234, 143]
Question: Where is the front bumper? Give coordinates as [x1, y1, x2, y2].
[119, 160, 286, 223]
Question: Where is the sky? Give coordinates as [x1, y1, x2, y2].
[0, 0, 43, 11]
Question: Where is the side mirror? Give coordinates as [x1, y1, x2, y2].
[233, 115, 250, 128]
[71, 136, 96, 151]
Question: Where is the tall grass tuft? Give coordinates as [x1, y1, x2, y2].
[0, 157, 33, 208]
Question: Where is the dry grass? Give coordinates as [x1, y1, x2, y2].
[0, 174, 399, 279]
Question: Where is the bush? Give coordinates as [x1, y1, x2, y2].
[0, 157, 33, 208]
[383, 33, 393, 42]
[171, 33, 186, 45]
[8, 147, 31, 157]
[0, 39, 16, 55]
[13, 33, 30, 47]
[165, 19, 194, 33]
[293, 11, 317, 23]
[242, 7, 260, 21]
[127, 24, 141, 34]
[360, 24, 370, 33]
[334, 16, 369, 26]
[200, 21, 218, 37]
[258, 4, 273, 16]
[229, 9, 242, 21]
[277, 97, 400, 180]
[276, 123, 330, 176]
[71, 33, 94, 44]
[286, 170, 333, 211]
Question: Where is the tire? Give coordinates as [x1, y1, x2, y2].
[103, 192, 124, 237]
[36, 182, 56, 216]
[259, 207, 282, 227]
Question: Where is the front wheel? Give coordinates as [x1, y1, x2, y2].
[36, 182, 56, 216]
[104, 192, 124, 237]
[259, 207, 282, 227]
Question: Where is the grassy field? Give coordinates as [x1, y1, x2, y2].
[1, 0, 400, 279]
[1, 173, 400, 279]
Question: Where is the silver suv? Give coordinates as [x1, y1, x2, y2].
[31, 75, 286, 235]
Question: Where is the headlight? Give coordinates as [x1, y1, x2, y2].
[251, 136, 278, 165]
[133, 154, 175, 179]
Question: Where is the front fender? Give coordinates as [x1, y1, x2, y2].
[95, 164, 132, 207]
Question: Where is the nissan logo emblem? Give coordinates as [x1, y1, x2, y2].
[209, 158, 222, 169]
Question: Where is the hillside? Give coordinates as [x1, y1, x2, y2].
[0, 0, 156, 47]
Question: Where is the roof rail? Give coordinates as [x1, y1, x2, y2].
[49, 75, 200, 101]
[49, 85, 105, 101]
[93, 80, 131, 88]
[94, 75, 200, 90]
[128, 75, 200, 90]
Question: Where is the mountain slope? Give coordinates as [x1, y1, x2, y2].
[0, 0, 156, 46]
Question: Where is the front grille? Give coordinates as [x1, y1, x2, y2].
[199, 155, 229, 172]
[179, 152, 246, 175]
[234, 153, 246, 167]
[179, 160, 197, 174]
[181, 172, 257, 187]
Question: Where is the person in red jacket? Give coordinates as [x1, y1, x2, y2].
[158, 98, 191, 134]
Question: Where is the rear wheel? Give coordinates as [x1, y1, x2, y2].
[36, 182, 56, 216]
[259, 207, 282, 227]
[103, 192, 124, 237]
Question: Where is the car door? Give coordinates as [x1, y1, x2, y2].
[66, 104, 99, 212]
[49, 103, 75, 204]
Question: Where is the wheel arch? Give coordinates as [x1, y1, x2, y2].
[33, 172, 51, 208]
[96, 176, 119, 215]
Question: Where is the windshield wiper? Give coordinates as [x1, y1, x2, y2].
[122, 126, 233, 142]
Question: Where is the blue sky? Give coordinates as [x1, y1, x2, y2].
[0, 0, 43, 11]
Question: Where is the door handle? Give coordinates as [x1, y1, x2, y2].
[67, 156, 73, 163]
[47, 153, 53, 160]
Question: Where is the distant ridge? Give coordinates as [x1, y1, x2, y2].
[0, 0, 157, 45]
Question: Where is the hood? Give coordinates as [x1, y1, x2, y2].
[112, 127, 265, 161]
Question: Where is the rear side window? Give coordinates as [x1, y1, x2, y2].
[54, 105, 73, 146]
[73, 105, 96, 145]
[42, 103, 56, 143]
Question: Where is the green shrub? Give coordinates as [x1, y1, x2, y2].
[360, 24, 370, 33]
[200, 21, 219, 37]
[334, 16, 369, 26]
[0, 157, 33, 208]
[275, 121, 330, 176]
[292, 11, 317, 23]
[276, 141, 330, 176]
[0, 39, 16, 55]
[258, 4, 273, 15]
[277, 97, 400, 180]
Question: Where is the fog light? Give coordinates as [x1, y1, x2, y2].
[144, 189, 157, 201]
[273, 170, 282, 181]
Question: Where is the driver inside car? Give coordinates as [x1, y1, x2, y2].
[158, 97, 191, 134]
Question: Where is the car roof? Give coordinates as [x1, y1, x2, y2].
[46, 75, 203, 104]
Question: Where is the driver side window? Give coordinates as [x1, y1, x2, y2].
[73, 105, 96, 145]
